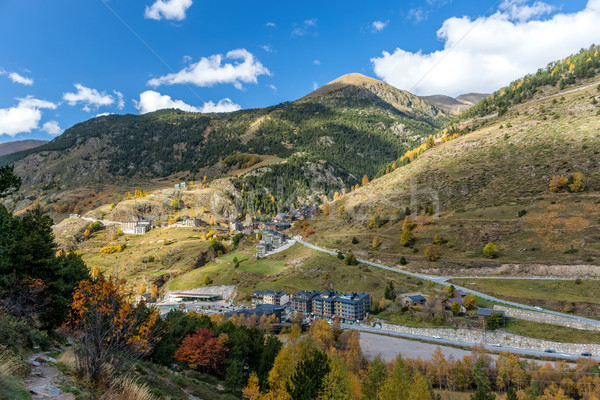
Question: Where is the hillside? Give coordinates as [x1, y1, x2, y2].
[0, 74, 448, 219]
[420, 93, 488, 115]
[0, 139, 47, 156]
[304, 66, 600, 270]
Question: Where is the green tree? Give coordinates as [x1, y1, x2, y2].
[257, 335, 282, 391]
[483, 242, 498, 258]
[287, 348, 331, 400]
[0, 165, 21, 197]
[316, 357, 353, 400]
[486, 312, 505, 330]
[378, 356, 412, 400]
[399, 256, 407, 265]
[384, 281, 395, 300]
[344, 253, 358, 266]
[351, 237, 359, 244]
[470, 357, 495, 400]
[463, 294, 478, 310]
[451, 302, 461, 315]
[170, 199, 181, 210]
[361, 355, 386, 400]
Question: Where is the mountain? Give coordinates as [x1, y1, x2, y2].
[305, 47, 600, 268]
[0, 73, 448, 218]
[0, 139, 47, 156]
[420, 93, 488, 114]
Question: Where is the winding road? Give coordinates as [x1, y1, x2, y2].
[295, 238, 600, 327]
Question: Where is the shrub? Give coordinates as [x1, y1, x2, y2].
[549, 175, 568, 192]
[203, 276, 213, 286]
[351, 237, 359, 244]
[433, 234, 446, 244]
[344, 253, 358, 266]
[424, 245, 440, 261]
[568, 172, 586, 192]
[99, 244, 126, 254]
[399, 256, 407, 265]
[337, 252, 344, 260]
[483, 243, 498, 258]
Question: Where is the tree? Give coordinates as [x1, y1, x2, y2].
[378, 356, 412, 400]
[549, 175, 568, 192]
[362, 175, 369, 186]
[463, 294, 478, 310]
[426, 135, 435, 149]
[203, 276, 213, 285]
[316, 357, 353, 400]
[372, 236, 380, 248]
[568, 172, 586, 192]
[0, 165, 21, 197]
[433, 234, 446, 244]
[170, 199, 181, 210]
[67, 274, 161, 385]
[175, 328, 228, 374]
[361, 355, 386, 400]
[243, 373, 263, 400]
[483, 242, 497, 258]
[384, 281, 395, 300]
[287, 348, 331, 400]
[486, 312, 505, 330]
[344, 253, 358, 266]
[402, 216, 415, 232]
[470, 357, 495, 400]
[399, 256, 407, 265]
[400, 230, 414, 247]
[425, 245, 440, 261]
[309, 320, 334, 352]
[351, 237, 359, 244]
[257, 335, 282, 391]
[451, 302, 461, 315]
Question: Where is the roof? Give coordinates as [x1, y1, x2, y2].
[294, 290, 320, 299]
[170, 292, 219, 299]
[447, 297, 464, 304]
[477, 308, 506, 317]
[335, 292, 370, 304]
[405, 295, 426, 301]
[256, 303, 285, 311]
[455, 289, 468, 296]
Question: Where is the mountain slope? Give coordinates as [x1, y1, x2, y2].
[0, 139, 47, 156]
[306, 74, 600, 269]
[0, 74, 448, 217]
[421, 93, 489, 115]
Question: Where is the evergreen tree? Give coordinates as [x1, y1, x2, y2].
[470, 357, 495, 400]
[384, 281, 395, 300]
[257, 335, 282, 390]
[286, 348, 331, 400]
[0, 165, 21, 197]
[316, 357, 353, 400]
[361, 355, 386, 400]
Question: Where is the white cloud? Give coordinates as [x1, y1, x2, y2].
[114, 90, 125, 110]
[183, 55, 193, 63]
[145, 0, 192, 21]
[42, 120, 63, 135]
[372, 20, 389, 32]
[0, 96, 58, 137]
[266, 84, 277, 91]
[8, 72, 34, 86]
[372, 0, 600, 96]
[499, 0, 555, 22]
[312, 81, 318, 91]
[261, 45, 274, 53]
[292, 19, 318, 36]
[408, 7, 429, 22]
[147, 49, 270, 90]
[313, 59, 321, 65]
[266, 22, 276, 28]
[134, 90, 241, 114]
[63, 84, 116, 112]
[95, 112, 112, 117]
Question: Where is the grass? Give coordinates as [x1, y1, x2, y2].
[449, 278, 600, 319]
[377, 309, 453, 329]
[169, 242, 431, 300]
[502, 319, 600, 344]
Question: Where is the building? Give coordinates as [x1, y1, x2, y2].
[168, 292, 222, 302]
[312, 290, 338, 318]
[401, 294, 426, 307]
[291, 291, 320, 314]
[444, 297, 467, 314]
[121, 219, 152, 235]
[257, 229, 287, 258]
[183, 218, 203, 227]
[256, 242, 272, 258]
[333, 292, 371, 322]
[251, 290, 289, 305]
[230, 221, 244, 232]
[477, 308, 506, 325]
[226, 304, 285, 321]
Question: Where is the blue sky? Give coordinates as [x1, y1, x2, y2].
[0, 0, 597, 142]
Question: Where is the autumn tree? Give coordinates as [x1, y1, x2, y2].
[372, 236, 380, 248]
[67, 274, 161, 385]
[361, 355, 387, 400]
[243, 372, 263, 400]
[451, 302, 461, 315]
[425, 245, 440, 261]
[362, 175, 369, 186]
[568, 171, 586, 192]
[400, 230, 414, 247]
[316, 357, 353, 400]
[463, 294, 478, 310]
[549, 175, 568, 192]
[174, 328, 228, 374]
[310, 319, 334, 352]
[483, 242, 498, 258]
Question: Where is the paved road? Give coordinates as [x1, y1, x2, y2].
[346, 325, 600, 363]
[296, 239, 600, 327]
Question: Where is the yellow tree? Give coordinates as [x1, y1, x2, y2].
[316, 357, 354, 400]
[310, 319, 334, 352]
[569, 172, 586, 192]
[372, 236, 381, 248]
[362, 175, 369, 186]
[243, 373, 263, 400]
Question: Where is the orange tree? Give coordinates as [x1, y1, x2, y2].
[67, 274, 161, 385]
[174, 328, 228, 375]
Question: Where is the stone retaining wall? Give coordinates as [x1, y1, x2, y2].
[493, 305, 600, 331]
[376, 321, 600, 355]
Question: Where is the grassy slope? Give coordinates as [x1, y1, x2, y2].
[169, 242, 428, 300]
[449, 278, 600, 318]
[306, 80, 600, 268]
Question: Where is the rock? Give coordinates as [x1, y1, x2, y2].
[30, 385, 62, 397]
[48, 357, 58, 364]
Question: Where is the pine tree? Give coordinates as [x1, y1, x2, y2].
[316, 357, 353, 400]
[470, 357, 495, 400]
[287, 349, 331, 400]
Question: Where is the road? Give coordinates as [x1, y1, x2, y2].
[295, 238, 600, 327]
[347, 325, 600, 363]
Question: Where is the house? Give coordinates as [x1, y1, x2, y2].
[256, 242, 272, 258]
[401, 295, 427, 307]
[477, 308, 506, 325]
[168, 292, 221, 302]
[183, 218, 203, 227]
[291, 291, 320, 314]
[333, 292, 371, 322]
[136, 293, 153, 303]
[444, 297, 467, 314]
[251, 290, 270, 305]
[273, 213, 288, 222]
[230, 221, 244, 232]
[454, 289, 468, 298]
[256, 229, 288, 257]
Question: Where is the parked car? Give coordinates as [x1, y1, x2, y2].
[534, 306, 543, 311]
[491, 343, 501, 347]
[544, 349, 556, 353]
[581, 352, 593, 357]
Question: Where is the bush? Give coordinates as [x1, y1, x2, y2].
[483, 242, 498, 258]
[344, 253, 358, 266]
[100, 244, 127, 254]
[424, 245, 440, 261]
[351, 237, 359, 244]
[399, 256, 407, 265]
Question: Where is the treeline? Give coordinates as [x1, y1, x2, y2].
[461, 45, 600, 120]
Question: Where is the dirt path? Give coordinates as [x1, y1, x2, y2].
[26, 353, 75, 400]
